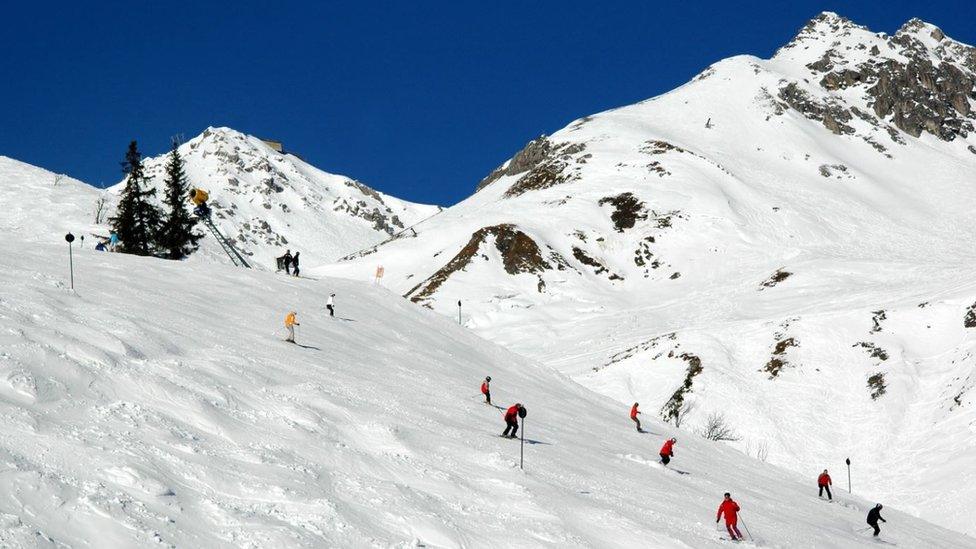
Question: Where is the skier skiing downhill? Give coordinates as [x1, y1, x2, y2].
[867, 504, 886, 537]
[818, 469, 833, 501]
[659, 437, 676, 465]
[326, 294, 335, 318]
[716, 493, 743, 541]
[502, 403, 523, 438]
[630, 402, 642, 432]
[284, 311, 299, 343]
[481, 376, 492, 405]
[292, 252, 300, 277]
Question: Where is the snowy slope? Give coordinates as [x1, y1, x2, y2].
[0, 156, 107, 244]
[113, 127, 441, 268]
[0, 240, 973, 548]
[315, 13, 976, 535]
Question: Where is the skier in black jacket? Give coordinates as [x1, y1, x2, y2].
[866, 504, 886, 537]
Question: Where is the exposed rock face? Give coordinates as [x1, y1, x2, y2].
[475, 136, 588, 197]
[572, 246, 623, 281]
[502, 142, 587, 198]
[778, 83, 855, 135]
[477, 136, 552, 191]
[599, 193, 648, 232]
[406, 224, 563, 302]
[780, 13, 976, 142]
[660, 353, 703, 422]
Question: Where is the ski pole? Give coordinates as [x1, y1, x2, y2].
[739, 516, 753, 541]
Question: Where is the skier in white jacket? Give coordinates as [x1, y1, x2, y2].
[326, 294, 335, 318]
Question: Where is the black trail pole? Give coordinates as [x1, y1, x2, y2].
[520, 416, 525, 470]
[846, 457, 852, 494]
[457, 300, 462, 325]
[65, 233, 75, 290]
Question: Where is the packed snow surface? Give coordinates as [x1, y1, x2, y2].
[316, 13, 976, 535]
[0, 241, 972, 547]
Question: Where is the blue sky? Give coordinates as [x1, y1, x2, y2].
[1, 1, 974, 206]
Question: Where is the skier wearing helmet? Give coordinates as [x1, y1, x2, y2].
[481, 376, 492, 405]
[867, 504, 886, 537]
[660, 437, 677, 465]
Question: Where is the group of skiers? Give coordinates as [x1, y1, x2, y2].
[630, 404, 888, 540]
[282, 294, 337, 343]
[277, 249, 302, 276]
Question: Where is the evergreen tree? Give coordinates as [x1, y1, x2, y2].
[157, 140, 202, 259]
[110, 141, 162, 256]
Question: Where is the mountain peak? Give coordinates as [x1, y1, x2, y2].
[795, 11, 865, 39]
[897, 17, 945, 41]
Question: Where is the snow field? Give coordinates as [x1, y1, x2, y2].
[0, 241, 972, 547]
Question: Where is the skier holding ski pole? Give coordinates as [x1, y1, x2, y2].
[716, 492, 743, 541]
[866, 504, 886, 537]
[481, 376, 492, 405]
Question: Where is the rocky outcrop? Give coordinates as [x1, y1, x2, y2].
[760, 269, 792, 289]
[477, 136, 552, 191]
[599, 193, 648, 232]
[474, 135, 589, 197]
[572, 247, 623, 281]
[778, 83, 855, 135]
[763, 336, 798, 379]
[661, 353, 704, 422]
[799, 17, 976, 141]
[406, 224, 564, 302]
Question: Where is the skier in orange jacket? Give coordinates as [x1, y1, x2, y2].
[284, 311, 299, 343]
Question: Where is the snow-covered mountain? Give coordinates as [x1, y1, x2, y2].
[0, 155, 107, 243]
[114, 127, 441, 268]
[317, 13, 976, 535]
[0, 238, 972, 547]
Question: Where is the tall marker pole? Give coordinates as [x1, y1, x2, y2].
[520, 415, 525, 470]
[65, 233, 75, 290]
[457, 300, 462, 325]
[846, 457, 852, 494]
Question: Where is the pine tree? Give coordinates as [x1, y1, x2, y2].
[157, 140, 202, 259]
[109, 141, 162, 256]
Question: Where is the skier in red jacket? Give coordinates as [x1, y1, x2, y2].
[818, 469, 833, 501]
[659, 437, 676, 465]
[716, 493, 743, 540]
[481, 376, 492, 405]
[502, 403, 523, 438]
[630, 402, 642, 432]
